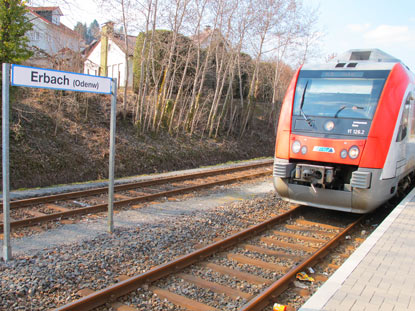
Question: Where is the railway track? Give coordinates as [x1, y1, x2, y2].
[55, 205, 363, 311]
[0, 160, 272, 231]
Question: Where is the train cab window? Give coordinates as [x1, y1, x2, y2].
[292, 70, 389, 120]
[396, 96, 410, 142]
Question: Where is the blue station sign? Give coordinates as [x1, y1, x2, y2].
[11, 64, 112, 94]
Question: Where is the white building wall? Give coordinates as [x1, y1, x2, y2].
[84, 41, 102, 76]
[27, 17, 49, 52]
[107, 41, 125, 84]
[27, 12, 81, 56]
[84, 39, 133, 88]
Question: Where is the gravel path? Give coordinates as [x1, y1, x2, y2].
[3, 158, 272, 200]
[0, 177, 289, 310]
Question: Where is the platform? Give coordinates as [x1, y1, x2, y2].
[300, 187, 415, 311]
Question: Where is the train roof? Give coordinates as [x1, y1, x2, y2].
[338, 49, 400, 63]
[302, 49, 405, 71]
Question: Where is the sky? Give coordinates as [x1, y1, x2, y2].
[39, 0, 415, 71]
[306, 0, 415, 70]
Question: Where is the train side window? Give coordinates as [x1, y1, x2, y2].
[396, 96, 410, 142]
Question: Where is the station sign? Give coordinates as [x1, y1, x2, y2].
[11, 64, 112, 94]
[2, 63, 117, 261]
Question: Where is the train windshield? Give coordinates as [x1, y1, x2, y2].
[293, 70, 388, 119]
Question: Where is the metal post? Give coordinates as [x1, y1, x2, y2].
[108, 78, 117, 233]
[2, 63, 11, 261]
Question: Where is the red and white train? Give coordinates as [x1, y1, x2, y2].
[273, 49, 415, 213]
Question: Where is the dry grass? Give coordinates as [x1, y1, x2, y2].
[6, 88, 275, 190]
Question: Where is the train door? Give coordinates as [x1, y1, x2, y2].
[406, 90, 415, 171]
[395, 93, 412, 176]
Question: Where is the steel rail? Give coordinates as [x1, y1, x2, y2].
[0, 170, 271, 231]
[0, 160, 273, 209]
[239, 215, 365, 311]
[54, 206, 301, 311]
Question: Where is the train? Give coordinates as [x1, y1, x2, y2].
[273, 49, 415, 213]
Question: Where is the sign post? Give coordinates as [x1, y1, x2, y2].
[2, 64, 116, 261]
[2, 63, 12, 261]
[108, 78, 117, 233]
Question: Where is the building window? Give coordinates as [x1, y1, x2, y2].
[28, 31, 40, 41]
[52, 16, 59, 25]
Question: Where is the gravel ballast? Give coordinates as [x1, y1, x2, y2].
[0, 177, 290, 310]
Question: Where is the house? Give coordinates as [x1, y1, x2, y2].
[84, 22, 136, 88]
[191, 26, 229, 50]
[25, 6, 84, 69]
[190, 26, 230, 90]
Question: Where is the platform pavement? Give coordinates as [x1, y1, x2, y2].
[300, 187, 415, 311]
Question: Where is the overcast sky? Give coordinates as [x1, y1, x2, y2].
[38, 0, 415, 70]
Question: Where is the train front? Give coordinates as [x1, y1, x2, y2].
[273, 50, 412, 213]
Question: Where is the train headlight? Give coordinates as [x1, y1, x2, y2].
[340, 149, 348, 159]
[301, 146, 308, 155]
[292, 141, 301, 153]
[348, 146, 360, 159]
[324, 120, 335, 131]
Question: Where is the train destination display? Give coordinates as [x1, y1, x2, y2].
[11, 64, 112, 94]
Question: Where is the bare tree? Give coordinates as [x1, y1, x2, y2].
[95, 0, 141, 119]
[155, 0, 191, 132]
[120, 0, 130, 118]
[240, 0, 281, 137]
[87, 0, 320, 138]
[133, 0, 153, 129]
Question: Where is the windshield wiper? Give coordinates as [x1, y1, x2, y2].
[299, 80, 313, 128]
[334, 105, 364, 118]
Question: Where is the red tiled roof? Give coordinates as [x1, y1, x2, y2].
[83, 40, 100, 58]
[27, 6, 63, 15]
[191, 28, 213, 45]
[112, 34, 136, 56]
[85, 33, 136, 58]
